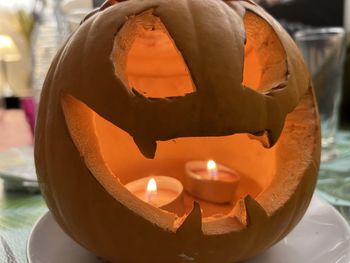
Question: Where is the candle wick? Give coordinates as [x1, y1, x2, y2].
[209, 168, 218, 180]
[146, 177, 157, 203]
[207, 160, 218, 180]
[146, 189, 157, 203]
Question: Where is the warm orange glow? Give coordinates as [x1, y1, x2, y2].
[65, 10, 291, 218]
[207, 160, 218, 179]
[146, 178, 157, 202]
[114, 10, 195, 98]
[242, 12, 287, 92]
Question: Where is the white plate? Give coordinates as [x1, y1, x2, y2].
[27, 196, 350, 263]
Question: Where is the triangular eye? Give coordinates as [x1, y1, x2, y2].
[112, 10, 196, 98]
[243, 11, 288, 93]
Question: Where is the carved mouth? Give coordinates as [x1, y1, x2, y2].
[63, 92, 273, 213]
[62, 85, 317, 235]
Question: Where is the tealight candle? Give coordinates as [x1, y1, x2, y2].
[184, 160, 240, 203]
[125, 176, 184, 215]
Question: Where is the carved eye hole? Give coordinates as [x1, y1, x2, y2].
[112, 11, 195, 98]
[242, 11, 288, 93]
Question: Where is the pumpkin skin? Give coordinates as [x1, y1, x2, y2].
[34, 0, 320, 263]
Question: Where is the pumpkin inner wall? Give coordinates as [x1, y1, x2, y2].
[113, 10, 195, 98]
[91, 11, 288, 217]
[243, 12, 287, 92]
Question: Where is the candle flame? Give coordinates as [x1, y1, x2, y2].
[146, 178, 157, 203]
[147, 178, 157, 192]
[207, 160, 218, 179]
[207, 160, 216, 170]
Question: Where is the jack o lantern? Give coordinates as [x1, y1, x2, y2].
[34, 0, 320, 262]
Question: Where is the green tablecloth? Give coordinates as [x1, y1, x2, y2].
[0, 184, 47, 263]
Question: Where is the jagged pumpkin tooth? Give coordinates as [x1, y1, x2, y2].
[177, 202, 202, 237]
[248, 131, 270, 148]
[231, 198, 248, 227]
[231, 195, 268, 228]
[243, 195, 269, 226]
[132, 137, 157, 159]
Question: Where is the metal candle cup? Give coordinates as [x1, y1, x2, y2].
[184, 161, 240, 203]
[125, 176, 184, 215]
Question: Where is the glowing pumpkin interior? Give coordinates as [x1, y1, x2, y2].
[63, 10, 312, 220]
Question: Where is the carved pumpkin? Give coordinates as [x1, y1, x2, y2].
[34, 0, 320, 262]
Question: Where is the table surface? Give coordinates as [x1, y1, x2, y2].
[0, 185, 46, 263]
[0, 110, 45, 263]
[0, 109, 350, 263]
